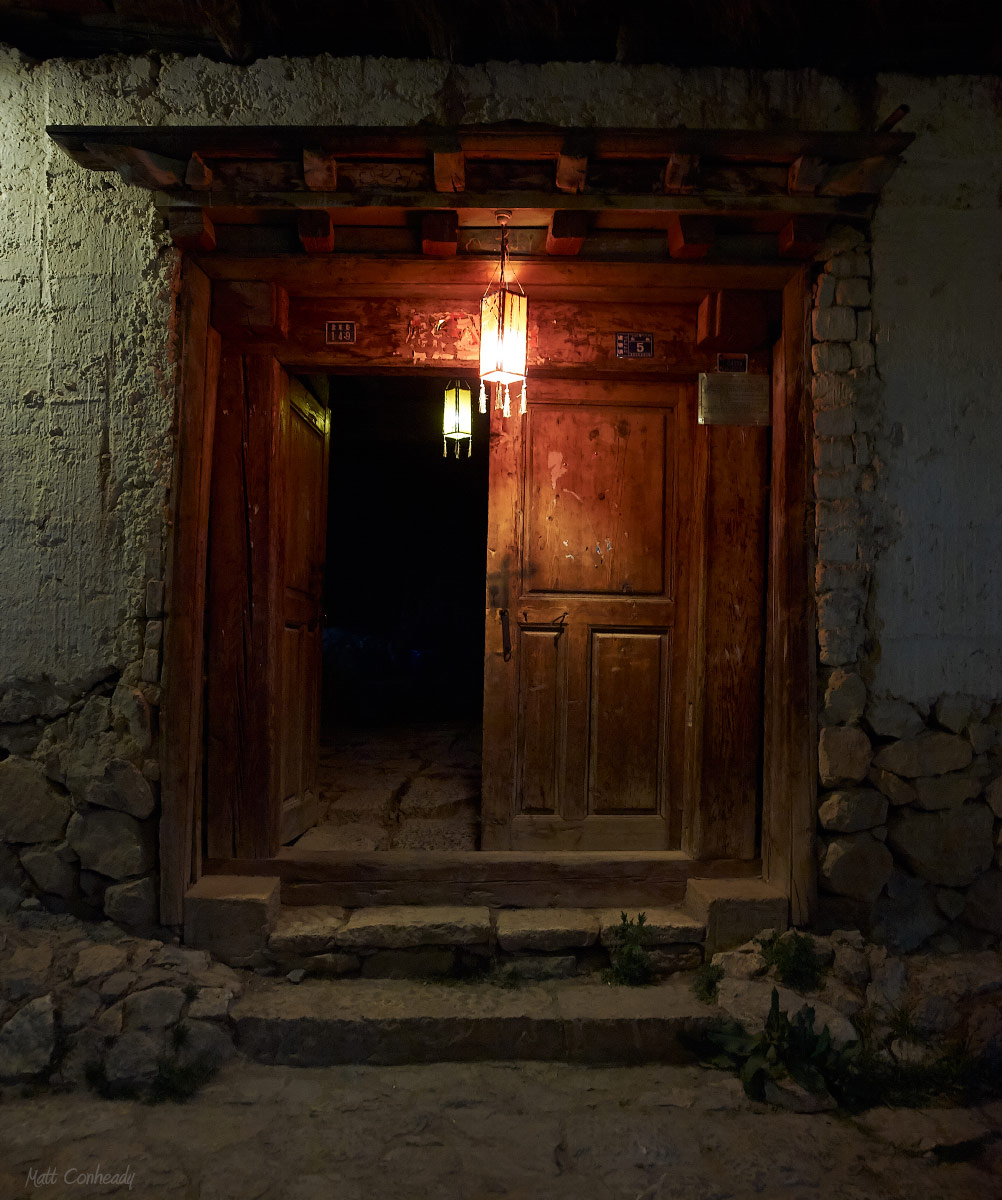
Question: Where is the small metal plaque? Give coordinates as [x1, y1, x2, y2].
[615, 332, 654, 359]
[716, 353, 748, 373]
[326, 321, 356, 344]
[698, 372, 771, 426]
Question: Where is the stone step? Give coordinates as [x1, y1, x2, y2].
[683, 878, 788, 957]
[230, 975, 718, 1066]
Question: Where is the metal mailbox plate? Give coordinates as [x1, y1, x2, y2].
[698, 372, 771, 426]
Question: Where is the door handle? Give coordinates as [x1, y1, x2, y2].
[499, 609, 512, 661]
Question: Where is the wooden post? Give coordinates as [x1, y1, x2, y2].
[159, 262, 219, 925]
[762, 269, 816, 925]
[545, 210, 588, 256]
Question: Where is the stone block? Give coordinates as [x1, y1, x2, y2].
[683, 878, 787, 957]
[935, 694, 973, 734]
[103, 1030, 160, 1088]
[820, 834, 893, 902]
[18, 842, 76, 898]
[855, 310, 872, 341]
[184, 875, 280, 966]
[968, 722, 997, 754]
[869, 768, 917, 807]
[811, 342, 851, 372]
[962, 871, 1002, 935]
[145, 578, 165, 618]
[717, 979, 856, 1048]
[986, 777, 1002, 818]
[66, 809, 153, 879]
[814, 468, 859, 501]
[818, 726, 872, 786]
[85, 758, 155, 819]
[870, 874, 945, 952]
[398, 770, 480, 818]
[814, 407, 855, 437]
[850, 340, 875, 368]
[873, 732, 973, 778]
[389, 819, 478, 851]
[823, 669, 867, 725]
[73, 943, 129, 985]
[496, 909, 599, 952]
[360, 948, 456, 979]
[103, 876, 159, 931]
[887, 804, 994, 887]
[0, 757, 73, 843]
[865, 698, 924, 739]
[294, 823, 390, 852]
[816, 527, 859, 563]
[0, 994, 56, 1082]
[912, 772, 982, 810]
[123, 985, 185, 1031]
[812, 305, 856, 342]
[813, 435, 854, 470]
[826, 251, 870, 278]
[596, 906, 704, 947]
[813, 273, 836, 307]
[818, 788, 887, 832]
[835, 277, 871, 307]
[336, 905, 490, 950]
[268, 905, 348, 956]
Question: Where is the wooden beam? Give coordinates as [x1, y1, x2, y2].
[196, 0, 254, 62]
[432, 146, 466, 193]
[778, 216, 828, 259]
[663, 153, 699, 194]
[545, 209, 588, 256]
[667, 214, 713, 259]
[159, 262, 218, 925]
[185, 152, 214, 190]
[303, 148, 337, 191]
[556, 134, 590, 194]
[820, 156, 900, 196]
[211, 281, 289, 338]
[787, 155, 826, 196]
[168, 208, 216, 252]
[696, 291, 769, 352]
[420, 210, 459, 256]
[297, 210, 335, 254]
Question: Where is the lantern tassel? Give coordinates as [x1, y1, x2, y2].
[479, 380, 487, 414]
[520, 381, 527, 416]
[503, 384, 511, 418]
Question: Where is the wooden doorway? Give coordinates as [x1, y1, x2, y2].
[162, 258, 814, 922]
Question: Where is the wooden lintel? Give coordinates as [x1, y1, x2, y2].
[820, 156, 900, 196]
[778, 216, 828, 259]
[211, 280, 289, 338]
[303, 148, 337, 191]
[787, 155, 827, 196]
[545, 209, 588, 256]
[168, 208, 216, 252]
[696, 290, 769, 351]
[433, 148, 466, 193]
[297, 210, 335, 254]
[663, 153, 699, 194]
[667, 214, 713, 259]
[185, 152, 214, 189]
[420, 210, 459, 256]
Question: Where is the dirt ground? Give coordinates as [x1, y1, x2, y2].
[1, 1060, 999, 1199]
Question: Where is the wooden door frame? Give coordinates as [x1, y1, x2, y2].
[160, 256, 815, 926]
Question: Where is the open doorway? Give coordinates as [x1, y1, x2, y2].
[292, 375, 489, 854]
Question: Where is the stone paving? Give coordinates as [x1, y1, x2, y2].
[1, 1059, 1000, 1199]
[296, 722, 481, 852]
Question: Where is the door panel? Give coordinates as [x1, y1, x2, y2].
[483, 379, 688, 851]
[278, 379, 330, 843]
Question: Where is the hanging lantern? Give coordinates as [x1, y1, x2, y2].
[442, 378, 472, 457]
[479, 209, 528, 419]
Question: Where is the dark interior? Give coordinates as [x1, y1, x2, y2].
[320, 375, 490, 732]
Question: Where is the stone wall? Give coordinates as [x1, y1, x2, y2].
[810, 230, 1002, 949]
[1, 49, 1001, 939]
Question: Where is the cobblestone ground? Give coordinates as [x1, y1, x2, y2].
[1, 1060, 999, 1199]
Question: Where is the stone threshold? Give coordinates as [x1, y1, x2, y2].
[230, 975, 720, 1066]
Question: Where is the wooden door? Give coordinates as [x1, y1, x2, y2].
[482, 379, 693, 850]
[206, 357, 328, 858]
[277, 378, 330, 842]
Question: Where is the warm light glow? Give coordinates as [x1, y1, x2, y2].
[479, 286, 528, 384]
[442, 378, 472, 457]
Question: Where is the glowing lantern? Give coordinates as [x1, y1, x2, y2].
[479, 210, 528, 419]
[442, 378, 472, 457]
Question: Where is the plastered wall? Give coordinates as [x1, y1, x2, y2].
[1, 50, 1000, 703]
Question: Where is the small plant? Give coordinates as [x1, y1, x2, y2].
[604, 912, 654, 987]
[693, 962, 724, 1004]
[757, 930, 826, 992]
[887, 1005, 923, 1044]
